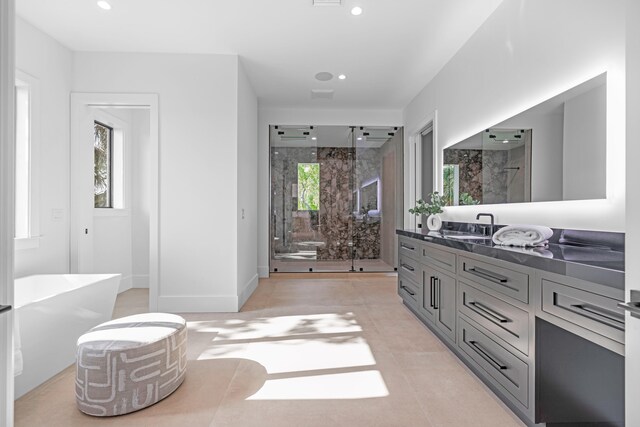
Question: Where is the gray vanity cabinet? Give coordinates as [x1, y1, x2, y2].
[397, 231, 625, 426]
[423, 264, 457, 343]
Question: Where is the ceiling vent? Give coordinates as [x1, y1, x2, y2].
[313, 0, 341, 6]
[311, 89, 334, 100]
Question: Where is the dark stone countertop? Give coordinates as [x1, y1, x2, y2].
[397, 227, 624, 291]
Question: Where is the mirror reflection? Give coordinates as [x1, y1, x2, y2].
[443, 73, 606, 206]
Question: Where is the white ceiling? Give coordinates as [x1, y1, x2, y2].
[16, 0, 503, 109]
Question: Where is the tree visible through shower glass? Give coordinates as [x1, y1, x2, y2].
[297, 163, 319, 211]
[94, 121, 113, 208]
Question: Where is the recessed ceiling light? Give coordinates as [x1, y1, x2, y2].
[357, 137, 363, 141]
[311, 137, 317, 141]
[97, 1, 112, 10]
[351, 6, 363, 16]
[338, 74, 347, 80]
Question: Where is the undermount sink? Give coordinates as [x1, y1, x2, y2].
[438, 230, 493, 241]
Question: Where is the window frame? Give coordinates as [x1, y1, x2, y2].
[94, 120, 114, 209]
[91, 109, 129, 216]
[14, 69, 40, 251]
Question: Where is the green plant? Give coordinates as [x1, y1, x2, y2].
[409, 192, 444, 216]
[459, 192, 480, 205]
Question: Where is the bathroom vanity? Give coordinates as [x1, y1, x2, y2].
[396, 225, 624, 426]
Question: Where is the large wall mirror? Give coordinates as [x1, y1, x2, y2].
[442, 72, 606, 206]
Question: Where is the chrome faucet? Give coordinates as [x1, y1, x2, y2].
[476, 213, 495, 237]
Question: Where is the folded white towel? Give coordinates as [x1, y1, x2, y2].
[14, 314, 23, 377]
[492, 225, 553, 247]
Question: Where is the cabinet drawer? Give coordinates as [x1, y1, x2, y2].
[398, 236, 420, 262]
[459, 256, 529, 304]
[398, 275, 419, 307]
[541, 279, 625, 344]
[459, 282, 529, 355]
[421, 244, 456, 273]
[458, 318, 529, 408]
[398, 254, 420, 284]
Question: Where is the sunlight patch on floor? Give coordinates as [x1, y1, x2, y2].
[247, 370, 389, 400]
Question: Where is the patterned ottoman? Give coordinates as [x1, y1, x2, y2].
[75, 313, 187, 416]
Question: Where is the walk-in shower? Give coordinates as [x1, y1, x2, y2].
[270, 125, 403, 273]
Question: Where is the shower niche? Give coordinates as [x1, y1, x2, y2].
[270, 125, 403, 273]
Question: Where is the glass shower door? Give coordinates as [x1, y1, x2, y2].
[352, 127, 403, 272]
[269, 125, 354, 272]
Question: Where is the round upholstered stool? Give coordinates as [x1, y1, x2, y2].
[75, 313, 187, 416]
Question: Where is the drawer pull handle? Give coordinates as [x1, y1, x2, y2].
[400, 285, 415, 297]
[469, 301, 510, 323]
[468, 340, 507, 370]
[401, 243, 415, 251]
[570, 303, 625, 331]
[401, 263, 415, 272]
[467, 266, 508, 283]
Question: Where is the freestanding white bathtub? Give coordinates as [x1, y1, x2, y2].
[14, 274, 121, 398]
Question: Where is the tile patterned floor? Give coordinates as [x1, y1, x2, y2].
[14, 275, 524, 427]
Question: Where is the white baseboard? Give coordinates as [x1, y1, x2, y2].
[157, 295, 238, 313]
[238, 274, 259, 310]
[132, 274, 149, 289]
[118, 275, 133, 294]
[258, 265, 269, 278]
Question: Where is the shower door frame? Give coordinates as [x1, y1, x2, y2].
[268, 124, 402, 274]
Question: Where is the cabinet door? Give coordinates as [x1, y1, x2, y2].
[418, 267, 436, 323]
[435, 271, 456, 343]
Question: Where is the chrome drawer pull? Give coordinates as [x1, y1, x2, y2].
[401, 263, 415, 272]
[401, 243, 415, 251]
[467, 266, 508, 283]
[570, 303, 625, 331]
[469, 301, 510, 323]
[468, 340, 507, 370]
[400, 285, 415, 297]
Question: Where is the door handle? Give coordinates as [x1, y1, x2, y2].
[429, 277, 435, 308]
[618, 289, 640, 319]
[433, 278, 440, 310]
[0, 305, 12, 314]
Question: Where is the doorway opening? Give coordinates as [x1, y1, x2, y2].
[269, 125, 403, 273]
[70, 94, 159, 311]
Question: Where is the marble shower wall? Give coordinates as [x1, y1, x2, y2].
[270, 144, 383, 262]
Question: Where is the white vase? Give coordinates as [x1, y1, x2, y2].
[426, 214, 443, 232]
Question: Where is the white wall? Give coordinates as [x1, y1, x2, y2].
[14, 18, 72, 277]
[257, 107, 403, 277]
[237, 60, 258, 307]
[131, 109, 151, 289]
[563, 83, 607, 200]
[73, 52, 244, 312]
[404, 0, 625, 232]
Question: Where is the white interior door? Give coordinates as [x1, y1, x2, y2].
[625, 0, 640, 422]
[70, 100, 96, 273]
[0, 1, 15, 425]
